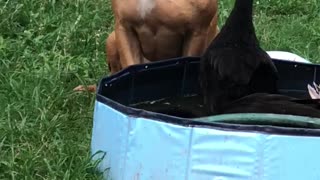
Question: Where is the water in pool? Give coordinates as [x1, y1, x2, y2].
[130, 94, 320, 129]
[130, 95, 207, 118]
[130, 93, 320, 119]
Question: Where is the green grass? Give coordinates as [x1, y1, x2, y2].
[0, 0, 319, 179]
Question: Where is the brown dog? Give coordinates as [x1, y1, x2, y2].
[74, 0, 219, 92]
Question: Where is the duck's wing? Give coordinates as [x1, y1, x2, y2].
[223, 93, 320, 118]
[206, 47, 278, 85]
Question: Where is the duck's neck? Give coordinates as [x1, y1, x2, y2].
[222, 0, 257, 44]
[233, 0, 254, 14]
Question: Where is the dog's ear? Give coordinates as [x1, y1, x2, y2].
[308, 83, 320, 99]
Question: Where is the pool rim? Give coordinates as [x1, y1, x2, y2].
[95, 56, 320, 137]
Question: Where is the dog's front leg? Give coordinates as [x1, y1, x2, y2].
[182, 29, 211, 57]
[115, 22, 144, 68]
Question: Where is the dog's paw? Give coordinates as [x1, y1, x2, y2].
[73, 85, 96, 93]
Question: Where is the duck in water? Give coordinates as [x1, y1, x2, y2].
[199, 0, 278, 115]
[199, 0, 320, 118]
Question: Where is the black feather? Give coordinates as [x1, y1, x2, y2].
[222, 93, 320, 118]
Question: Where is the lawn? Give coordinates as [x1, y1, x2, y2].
[0, 0, 319, 179]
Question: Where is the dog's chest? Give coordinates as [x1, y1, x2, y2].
[137, 0, 156, 19]
[120, 0, 215, 28]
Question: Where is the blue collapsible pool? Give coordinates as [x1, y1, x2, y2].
[91, 56, 320, 180]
